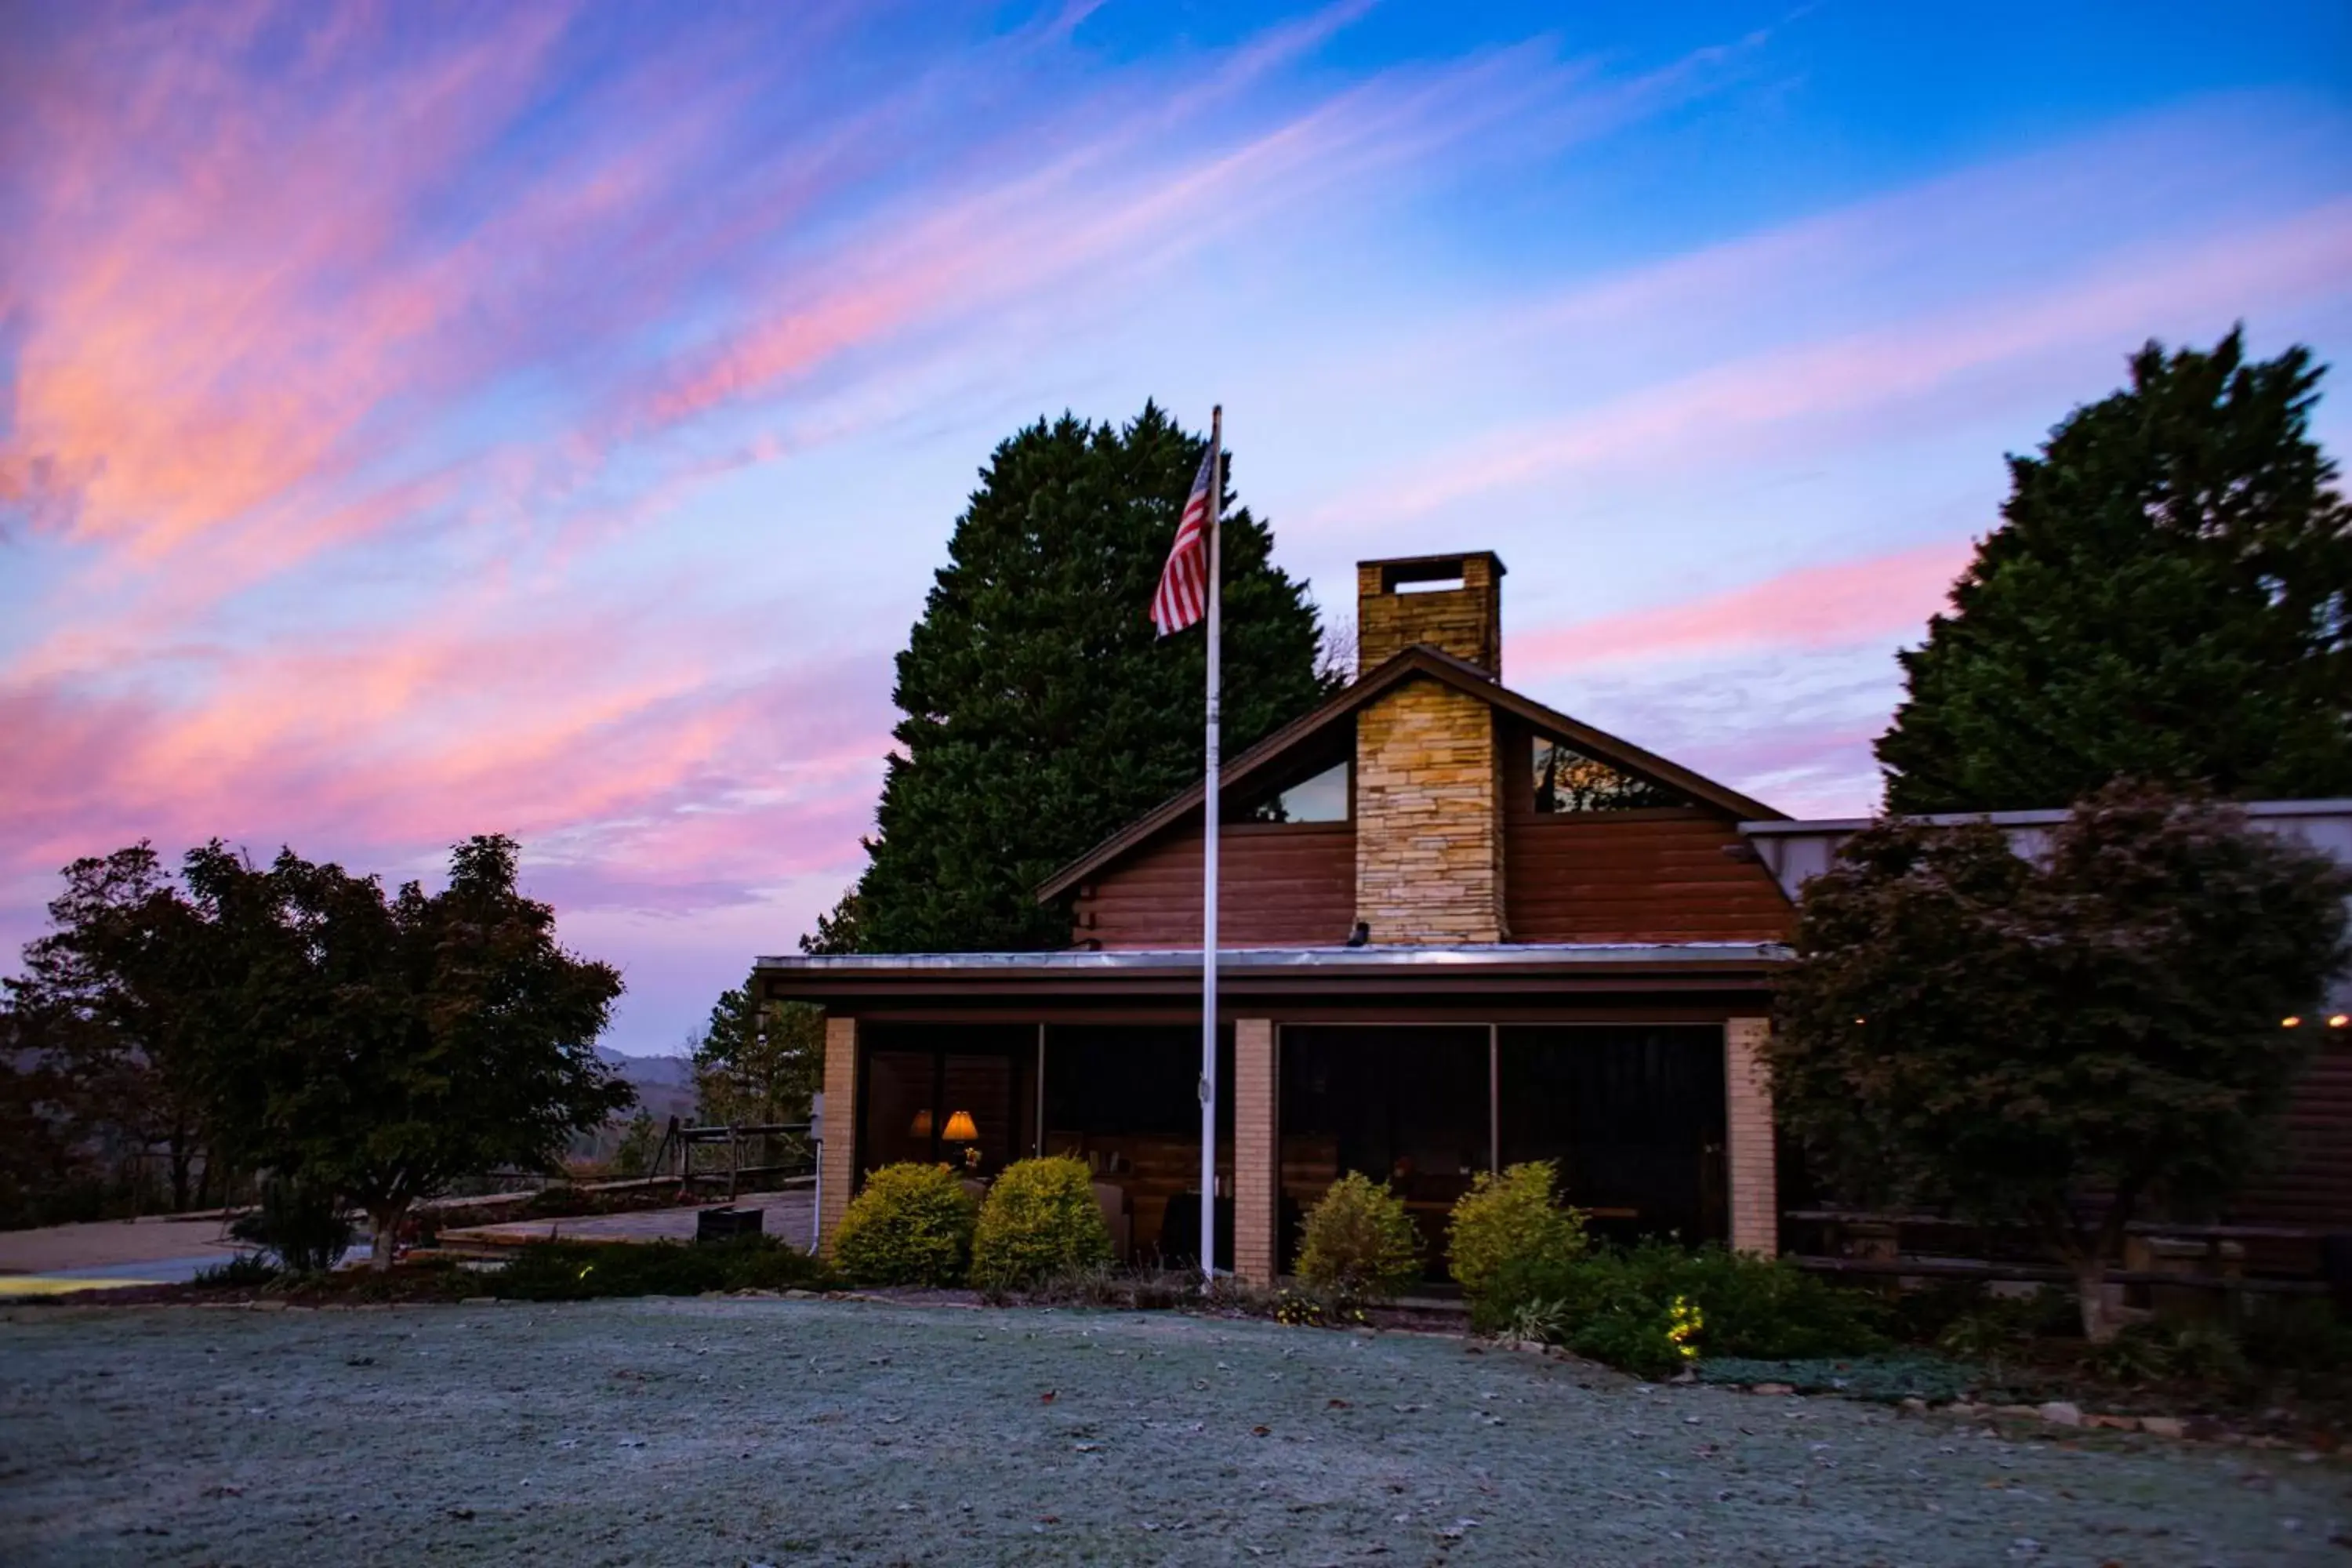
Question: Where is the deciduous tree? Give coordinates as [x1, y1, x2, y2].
[1771, 782, 2350, 1339]
[186, 835, 633, 1266]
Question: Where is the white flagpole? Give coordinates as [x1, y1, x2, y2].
[1200, 405, 1224, 1286]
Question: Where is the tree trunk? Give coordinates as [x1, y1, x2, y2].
[369, 1202, 408, 1271]
[2072, 1254, 2116, 1342]
[169, 1138, 194, 1213]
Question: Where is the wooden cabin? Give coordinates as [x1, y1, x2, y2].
[760, 551, 1802, 1281]
[757, 549, 2352, 1284]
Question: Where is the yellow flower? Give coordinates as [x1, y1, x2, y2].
[1666, 1294, 1703, 1360]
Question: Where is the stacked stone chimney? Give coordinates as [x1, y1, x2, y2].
[1351, 553, 1508, 945]
[1354, 552, 1505, 678]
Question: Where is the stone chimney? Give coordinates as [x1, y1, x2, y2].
[1355, 552, 1505, 678]
[1351, 552, 1507, 944]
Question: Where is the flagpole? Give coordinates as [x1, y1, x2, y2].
[1200, 405, 1223, 1287]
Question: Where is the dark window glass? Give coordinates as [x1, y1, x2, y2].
[1249, 760, 1348, 822]
[1498, 1025, 1726, 1245]
[1277, 1025, 1490, 1278]
[1532, 736, 1688, 812]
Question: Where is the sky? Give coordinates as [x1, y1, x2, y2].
[3, 0, 2350, 1056]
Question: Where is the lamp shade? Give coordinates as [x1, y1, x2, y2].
[908, 1109, 933, 1138]
[942, 1109, 979, 1142]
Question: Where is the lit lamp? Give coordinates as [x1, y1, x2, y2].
[908, 1109, 934, 1138]
[943, 1109, 981, 1172]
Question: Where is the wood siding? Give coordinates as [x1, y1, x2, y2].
[2231, 1034, 2352, 1230]
[1074, 822, 1355, 948]
[1504, 809, 1795, 943]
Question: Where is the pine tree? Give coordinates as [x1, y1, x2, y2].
[1877, 328, 2352, 812]
[848, 403, 1334, 953]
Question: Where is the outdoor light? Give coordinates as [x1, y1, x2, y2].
[2332, 1015, 2350, 1029]
[2283, 1017, 2303, 1029]
[943, 1110, 979, 1142]
[909, 1109, 934, 1138]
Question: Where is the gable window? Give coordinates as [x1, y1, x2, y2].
[1533, 736, 1688, 812]
[1250, 759, 1349, 823]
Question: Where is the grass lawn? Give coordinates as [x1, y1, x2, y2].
[1, 1298, 2339, 1566]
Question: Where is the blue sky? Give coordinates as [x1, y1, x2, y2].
[3, 0, 2348, 1052]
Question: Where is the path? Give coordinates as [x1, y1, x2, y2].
[438, 1187, 815, 1250]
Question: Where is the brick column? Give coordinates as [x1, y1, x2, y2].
[1724, 1017, 1777, 1256]
[1232, 1019, 1279, 1284]
[816, 1015, 858, 1258]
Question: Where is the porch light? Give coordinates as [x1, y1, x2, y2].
[943, 1109, 980, 1142]
[2283, 1017, 2303, 1029]
[2332, 1015, 2350, 1029]
[909, 1109, 934, 1138]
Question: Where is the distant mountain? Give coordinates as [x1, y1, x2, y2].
[596, 1047, 698, 1124]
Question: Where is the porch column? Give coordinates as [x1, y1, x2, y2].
[1232, 1018, 1279, 1283]
[816, 1014, 858, 1257]
[1725, 1016, 1777, 1256]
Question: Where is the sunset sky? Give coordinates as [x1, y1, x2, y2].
[4, 1, 2350, 1054]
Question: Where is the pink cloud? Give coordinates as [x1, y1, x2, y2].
[1513, 539, 1976, 673]
[1306, 196, 2352, 529]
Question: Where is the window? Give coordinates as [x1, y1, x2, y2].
[1249, 759, 1348, 822]
[1532, 736, 1688, 812]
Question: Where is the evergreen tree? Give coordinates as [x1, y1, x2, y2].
[690, 984, 821, 1127]
[849, 403, 1334, 953]
[1877, 329, 2352, 812]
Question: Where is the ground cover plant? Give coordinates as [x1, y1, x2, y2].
[831, 1161, 977, 1286]
[970, 1156, 1112, 1292]
[489, 1235, 833, 1301]
[1473, 1240, 1886, 1379]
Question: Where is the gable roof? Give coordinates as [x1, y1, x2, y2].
[1036, 644, 1786, 902]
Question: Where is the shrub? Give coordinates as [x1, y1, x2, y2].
[970, 1157, 1112, 1291]
[229, 1175, 354, 1274]
[1935, 1290, 2069, 1363]
[832, 1163, 978, 1287]
[1472, 1240, 1885, 1375]
[491, 1235, 833, 1300]
[193, 1253, 281, 1290]
[1446, 1160, 1586, 1299]
[1295, 1173, 1423, 1302]
[2241, 1298, 2352, 1374]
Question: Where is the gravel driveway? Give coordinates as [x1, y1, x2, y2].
[0, 1298, 2335, 1566]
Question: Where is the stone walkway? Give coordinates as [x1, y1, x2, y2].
[438, 1187, 815, 1250]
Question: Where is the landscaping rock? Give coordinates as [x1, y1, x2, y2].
[1750, 1382, 1794, 1396]
[2085, 1414, 2139, 1432]
[2037, 1401, 2082, 1427]
[2139, 1417, 2186, 1439]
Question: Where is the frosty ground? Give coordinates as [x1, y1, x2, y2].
[0, 1298, 2334, 1566]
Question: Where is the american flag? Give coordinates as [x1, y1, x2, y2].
[1150, 443, 1216, 636]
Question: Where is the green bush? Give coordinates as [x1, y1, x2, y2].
[1472, 1240, 1885, 1376]
[193, 1253, 282, 1290]
[970, 1157, 1112, 1291]
[2241, 1298, 2352, 1374]
[1295, 1173, 1424, 1302]
[832, 1162, 978, 1287]
[491, 1235, 833, 1300]
[229, 1175, 354, 1274]
[1446, 1160, 1586, 1299]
